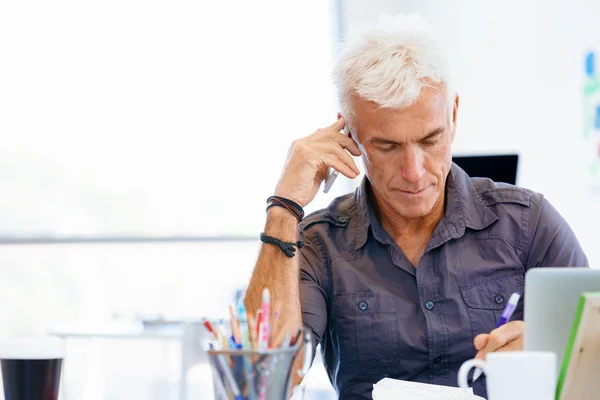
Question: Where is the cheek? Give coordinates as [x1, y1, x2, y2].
[427, 142, 452, 176]
[361, 150, 390, 180]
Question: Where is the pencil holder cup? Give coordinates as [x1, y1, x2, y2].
[206, 330, 312, 400]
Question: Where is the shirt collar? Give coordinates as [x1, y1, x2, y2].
[353, 163, 499, 251]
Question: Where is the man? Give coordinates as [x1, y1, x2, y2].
[244, 14, 588, 399]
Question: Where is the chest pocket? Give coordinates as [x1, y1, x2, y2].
[332, 292, 399, 374]
[459, 270, 525, 338]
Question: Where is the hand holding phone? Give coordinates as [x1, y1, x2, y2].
[274, 118, 360, 207]
[323, 125, 351, 193]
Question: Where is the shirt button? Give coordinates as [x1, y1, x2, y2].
[338, 216, 347, 223]
[425, 301, 434, 310]
[495, 295, 505, 304]
[358, 301, 368, 311]
[433, 355, 442, 364]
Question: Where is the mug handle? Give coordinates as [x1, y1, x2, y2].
[458, 358, 487, 389]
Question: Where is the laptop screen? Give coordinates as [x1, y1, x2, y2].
[452, 154, 519, 185]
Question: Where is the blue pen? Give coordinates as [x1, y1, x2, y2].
[472, 292, 521, 382]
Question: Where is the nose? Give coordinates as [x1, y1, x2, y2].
[399, 144, 425, 184]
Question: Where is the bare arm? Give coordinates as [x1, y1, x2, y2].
[244, 206, 303, 340]
[243, 117, 361, 387]
[244, 206, 306, 387]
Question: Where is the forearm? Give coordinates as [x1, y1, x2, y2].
[244, 207, 303, 333]
[243, 118, 353, 393]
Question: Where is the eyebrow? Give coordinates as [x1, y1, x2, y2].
[369, 126, 445, 146]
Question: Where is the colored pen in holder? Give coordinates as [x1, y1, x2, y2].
[206, 330, 312, 400]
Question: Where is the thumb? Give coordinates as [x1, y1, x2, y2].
[474, 334, 489, 351]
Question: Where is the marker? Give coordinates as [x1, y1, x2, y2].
[229, 305, 242, 345]
[216, 319, 229, 349]
[237, 302, 251, 350]
[228, 335, 238, 350]
[257, 322, 264, 350]
[258, 291, 270, 400]
[472, 292, 521, 382]
[248, 314, 258, 351]
[260, 288, 270, 350]
[237, 302, 257, 400]
[202, 318, 218, 340]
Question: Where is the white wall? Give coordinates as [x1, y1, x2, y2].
[340, 0, 600, 267]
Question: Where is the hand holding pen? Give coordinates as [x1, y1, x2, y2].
[472, 292, 522, 382]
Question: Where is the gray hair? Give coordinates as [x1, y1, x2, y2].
[332, 13, 453, 119]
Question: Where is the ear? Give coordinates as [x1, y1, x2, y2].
[450, 93, 459, 143]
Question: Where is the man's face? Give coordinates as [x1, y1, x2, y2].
[348, 86, 458, 219]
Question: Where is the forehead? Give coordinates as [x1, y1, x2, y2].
[348, 86, 448, 140]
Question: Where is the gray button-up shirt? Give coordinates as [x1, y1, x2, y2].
[298, 163, 588, 399]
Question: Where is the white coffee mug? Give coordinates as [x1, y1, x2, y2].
[458, 351, 556, 400]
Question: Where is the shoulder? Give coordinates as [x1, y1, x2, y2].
[470, 177, 543, 210]
[469, 177, 564, 234]
[299, 192, 355, 237]
[297, 190, 362, 260]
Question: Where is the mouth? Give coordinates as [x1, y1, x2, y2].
[397, 186, 429, 196]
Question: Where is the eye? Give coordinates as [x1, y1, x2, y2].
[422, 140, 437, 146]
[377, 145, 395, 152]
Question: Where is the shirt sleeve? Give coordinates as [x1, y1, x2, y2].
[526, 198, 589, 269]
[299, 232, 328, 362]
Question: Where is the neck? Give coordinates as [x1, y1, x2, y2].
[371, 187, 445, 241]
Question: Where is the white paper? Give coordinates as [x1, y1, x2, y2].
[372, 378, 480, 400]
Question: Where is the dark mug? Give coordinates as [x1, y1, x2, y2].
[0, 337, 64, 400]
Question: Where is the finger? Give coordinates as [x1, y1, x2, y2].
[325, 143, 360, 175]
[327, 117, 345, 131]
[270, 311, 280, 344]
[477, 336, 524, 360]
[321, 153, 359, 179]
[270, 318, 297, 348]
[494, 336, 524, 353]
[473, 334, 489, 351]
[335, 134, 362, 157]
[477, 321, 524, 358]
[487, 321, 524, 350]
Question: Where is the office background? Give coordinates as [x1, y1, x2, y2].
[0, 0, 599, 398]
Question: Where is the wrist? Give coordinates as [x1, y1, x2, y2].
[273, 185, 306, 208]
[267, 196, 304, 223]
[265, 207, 299, 239]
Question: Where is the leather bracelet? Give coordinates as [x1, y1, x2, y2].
[266, 196, 304, 223]
[260, 232, 304, 257]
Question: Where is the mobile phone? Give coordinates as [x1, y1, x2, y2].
[323, 125, 350, 193]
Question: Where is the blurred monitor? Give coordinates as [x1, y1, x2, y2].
[452, 154, 519, 185]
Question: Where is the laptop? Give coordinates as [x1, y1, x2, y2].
[523, 267, 600, 376]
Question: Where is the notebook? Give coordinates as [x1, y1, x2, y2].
[372, 378, 483, 400]
[556, 292, 600, 400]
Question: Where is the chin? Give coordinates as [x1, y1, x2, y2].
[394, 203, 435, 219]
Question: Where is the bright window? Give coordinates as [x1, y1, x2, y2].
[0, 0, 344, 239]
